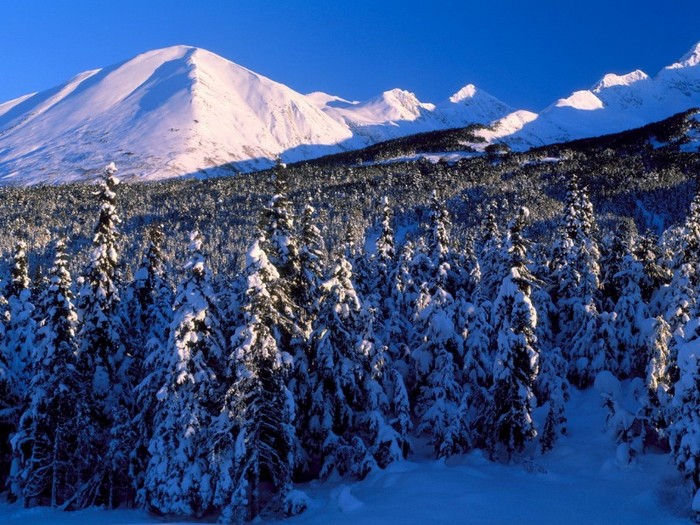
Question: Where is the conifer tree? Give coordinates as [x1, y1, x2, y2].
[669, 337, 700, 509]
[478, 205, 506, 302]
[645, 316, 672, 444]
[9, 239, 86, 507]
[488, 207, 539, 458]
[538, 345, 569, 453]
[413, 277, 470, 457]
[2, 240, 37, 499]
[220, 239, 302, 523]
[130, 225, 175, 504]
[387, 240, 420, 372]
[285, 201, 328, 477]
[551, 175, 602, 387]
[302, 252, 406, 479]
[3, 240, 36, 404]
[75, 162, 129, 507]
[143, 231, 224, 517]
[613, 252, 648, 377]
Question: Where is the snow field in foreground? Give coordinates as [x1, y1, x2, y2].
[0, 388, 693, 525]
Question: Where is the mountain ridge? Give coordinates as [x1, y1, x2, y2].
[0, 41, 699, 185]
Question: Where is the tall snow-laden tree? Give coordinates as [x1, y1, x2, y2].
[386, 240, 420, 372]
[220, 239, 303, 523]
[428, 191, 450, 270]
[613, 251, 649, 378]
[551, 175, 602, 388]
[669, 335, 700, 510]
[644, 316, 672, 445]
[478, 205, 506, 303]
[413, 275, 470, 458]
[288, 202, 327, 463]
[143, 230, 224, 517]
[260, 163, 299, 281]
[9, 239, 87, 507]
[488, 207, 539, 458]
[300, 250, 407, 481]
[129, 225, 175, 505]
[3, 240, 36, 403]
[296, 201, 326, 336]
[2, 240, 38, 499]
[74, 162, 130, 507]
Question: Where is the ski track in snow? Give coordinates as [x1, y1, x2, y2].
[0, 389, 692, 525]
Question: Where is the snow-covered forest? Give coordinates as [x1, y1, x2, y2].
[1, 157, 700, 523]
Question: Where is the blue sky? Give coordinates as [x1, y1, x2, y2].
[1, 0, 699, 110]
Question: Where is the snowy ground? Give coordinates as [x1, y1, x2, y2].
[0, 388, 694, 524]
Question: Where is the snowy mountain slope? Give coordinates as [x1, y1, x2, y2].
[2, 41, 700, 185]
[482, 41, 700, 148]
[309, 84, 512, 144]
[0, 46, 354, 184]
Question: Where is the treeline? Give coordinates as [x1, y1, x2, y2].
[0, 162, 699, 522]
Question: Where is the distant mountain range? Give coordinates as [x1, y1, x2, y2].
[0, 42, 699, 185]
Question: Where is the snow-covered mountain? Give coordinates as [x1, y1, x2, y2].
[1, 41, 700, 184]
[0, 46, 355, 184]
[481, 42, 700, 148]
[0, 46, 513, 184]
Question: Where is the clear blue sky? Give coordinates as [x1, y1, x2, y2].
[1, 0, 699, 111]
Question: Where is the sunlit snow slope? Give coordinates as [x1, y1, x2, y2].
[482, 41, 700, 149]
[0, 46, 353, 184]
[1, 41, 700, 184]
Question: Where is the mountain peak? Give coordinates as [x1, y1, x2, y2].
[592, 70, 649, 92]
[665, 41, 700, 70]
[449, 84, 478, 103]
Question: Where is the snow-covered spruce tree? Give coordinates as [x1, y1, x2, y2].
[296, 201, 327, 336]
[2, 240, 38, 499]
[386, 240, 420, 376]
[287, 202, 327, 471]
[428, 191, 450, 270]
[355, 297, 409, 469]
[462, 286, 495, 448]
[9, 239, 87, 507]
[537, 345, 570, 453]
[644, 316, 672, 447]
[478, 204, 506, 303]
[375, 196, 396, 287]
[3, 240, 36, 405]
[365, 196, 396, 352]
[302, 251, 406, 480]
[74, 162, 131, 507]
[260, 162, 300, 283]
[551, 175, 603, 388]
[143, 230, 225, 517]
[129, 225, 175, 505]
[488, 207, 540, 459]
[613, 251, 649, 378]
[668, 335, 700, 512]
[0, 290, 10, 492]
[413, 273, 470, 458]
[220, 239, 303, 523]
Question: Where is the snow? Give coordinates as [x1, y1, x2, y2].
[553, 90, 604, 111]
[0, 46, 353, 184]
[0, 389, 692, 524]
[1, 40, 700, 185]
[593, 70, 650, 91]
[480, 40, 700, 150]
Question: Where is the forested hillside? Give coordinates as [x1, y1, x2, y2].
[1, 111, 700, 522]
